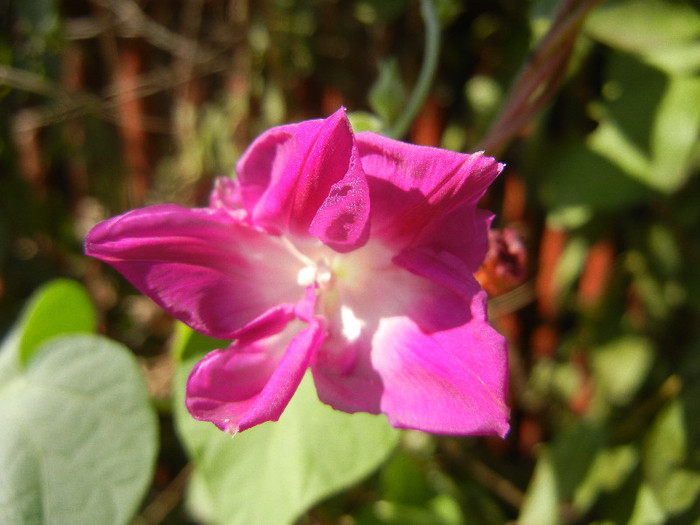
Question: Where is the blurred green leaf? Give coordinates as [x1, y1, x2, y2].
[464, 75, 503, 135]
[585, 14, 700, 194]
[586, 0, 700, 74]
[643, 398, 700, 515]
[647, 224, 682, 277]
[521, 423, 608, 524]
[370, 495, 463, 525]
[574, 445, 639, 511]
[541, 141, 650, 228]
[173, 326, 400, 525]
[645, 399, 686, 482]
[587, 53, 662, 184]
[433, 0, 465, 24]
[518, 448, 560, 525]
[552, 236, 588, 299]
[14, 279, 96, 366]
[592, 336, 654, 406]
[348, 111, 385, 133]
[628, 483, 666, 525]
[551, 422, 606, 498]
[0, 334, 158, 525]
[381, 450, 433, 506]
[655, 468, 700, 515]
[587, 119, 650, 185]
[650, 74, 700, 193]
[369, 59, 407, 128]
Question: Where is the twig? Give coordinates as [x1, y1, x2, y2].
[0, 65, 73, 101]
[440, 438, 525, 510]
[3, 56, 232, 134]
[132, 463, 193, 525]
[89, 0, 216, 63]
[488, 280, 536, 319]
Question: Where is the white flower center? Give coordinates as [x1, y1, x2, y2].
[282, 235, 389, 343]
[296, 258, 334, 290]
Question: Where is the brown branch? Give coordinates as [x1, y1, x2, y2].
[131, 464, 193, 525]
[89, 0, 217, 63]
[0, 65, 73, 101]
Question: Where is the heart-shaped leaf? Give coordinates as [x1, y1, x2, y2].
[0, 334, 158, 525]
[173, 326, 400, 525]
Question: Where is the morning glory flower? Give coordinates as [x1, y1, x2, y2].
[85, 108, 509, 437]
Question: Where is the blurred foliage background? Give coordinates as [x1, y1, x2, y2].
[1, 0, 700, 523]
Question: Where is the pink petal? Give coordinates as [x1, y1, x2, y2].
[186, 318, 326, 434]
[312, 244, 472, 410]
[307, 164, 370, 252]
[312, 242, 509, 435]
[85, 204, 304, 339]
[236, 108, 370, 250]
[371, 309, 509, 436]
[208, 176, 246, 220]
[386, 246, 508, 436]
[357, 132, 503, 259]
[416, 206, 495, 273]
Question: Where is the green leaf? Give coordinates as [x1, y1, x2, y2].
[173, 327, 400, 525]
[354, 0, 411, 24]
[348, 111, 385, 133]
[552, 236, 589, 299]
[655, 468, 700, 515]
[585, 53, 663, 187]
[592, 336, 654, 406]
[520, 422, 608, 524]
[0, 334, 158, 525]
[381, 450, 434, 506]
[540, 140, 651, 229]
[518, 448, 560, 525]
[628, 483, 666, 525]
[574, 446, 639, 511]
[650, 74, 700, 193]
[643, 398, 700, 515]
[371, 496, 463, 525]
[14, 279, 96, 366]
[644, 399, 686, 483]
[558, 49, 700, 197]
[369, 59, 407, 128]
[586, 0, 700, 74]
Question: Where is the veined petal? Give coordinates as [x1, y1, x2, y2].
[312, 240, 509, 435]
[85, 204, 304, 339]
[313, 241, 474, 413]
[357, 132, 503, 254]
[236, 108, 370, 249]
[186, 318, 326, 434]
[371, 309, 509, 436]
[387, 244, 508, 436]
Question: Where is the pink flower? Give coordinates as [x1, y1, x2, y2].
[85, 108, 509, 436]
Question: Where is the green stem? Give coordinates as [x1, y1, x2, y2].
[388, 0, 441, 140]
